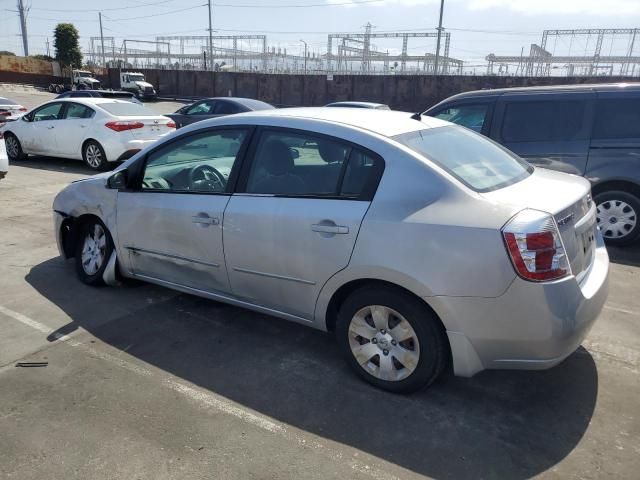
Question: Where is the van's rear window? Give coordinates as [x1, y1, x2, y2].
[393, 125, 533, 192]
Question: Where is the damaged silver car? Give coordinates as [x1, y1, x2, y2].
[53, 108, 609, 393]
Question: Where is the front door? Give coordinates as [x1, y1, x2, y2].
[491, 91, 595, 175]
[23, 102, 64, 154]
[116, 127, 251, 293]
[223, 128, 383, 320]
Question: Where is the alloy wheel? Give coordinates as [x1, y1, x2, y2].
[85, 144, 103, 169]
[348, 305, 421, 382]
[81, 224, 107, 276]
[597, 199, 637, 240]
[5, 136, 19, 158]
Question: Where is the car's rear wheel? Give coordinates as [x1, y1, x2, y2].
[595, 190, 640, 246]
[74, 219, 113, 286]
[4, 133, 26, 161]
[336, 286, 449, 393]
[82, 140, 108, 171]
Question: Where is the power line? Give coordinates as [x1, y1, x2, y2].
[103, 4, 206, 21]
[29, 0, 180, 13]
[212, 0, 385, 7]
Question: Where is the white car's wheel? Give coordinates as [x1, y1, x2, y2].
[4, 133, 26, 161]
[82, 141, 108, 171]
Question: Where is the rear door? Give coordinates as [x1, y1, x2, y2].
[57, 102, 95, 157]
[223, 128, 384, 320]
[491, 91, 595, 175]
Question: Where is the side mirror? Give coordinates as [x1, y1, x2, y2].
[21, 115, 31, 122]
[290, 148, 300, 159]
[107, 170, 128, 190]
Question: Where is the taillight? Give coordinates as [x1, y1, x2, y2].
[105, 121, 144, 132]
[19, 107, 27, 112]
[166, 121, 176, 129]
[502, 209, 571, 282]
[0, 111, 10, 117]
[0, 131, 3, 139]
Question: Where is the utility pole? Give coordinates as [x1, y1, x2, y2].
[45, 38, 50, 57]
[300, 39, 307, 74]
[433, 0, 444, 76]
[99, 12, 106, 67]
[17, 0, 29, 56]
[207, 0, 213, 71]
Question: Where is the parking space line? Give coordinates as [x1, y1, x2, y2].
[0, 304, 402, 480]
[604, 304, 637, 316]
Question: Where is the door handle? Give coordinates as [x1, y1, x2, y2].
[311, 223, 349, 235]
[46, 126, 55, 130]
[192, 214, 219, 226]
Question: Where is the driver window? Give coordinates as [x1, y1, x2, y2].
[433, 103, 489, 133]
[33, 103, 64, 122]
[141, 129, 248, 194]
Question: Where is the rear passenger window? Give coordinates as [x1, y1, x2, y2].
[64, 103, 94, 119]
[433, 104, 489, 133]
[214, 102, 241, 115]
[593, 98, 640, 140]
[244, 130, 382, 198]
[501, 100, 587, 142]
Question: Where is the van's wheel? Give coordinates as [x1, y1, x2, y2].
[75, 219, 114, 286]
[4, 133, 26, 161]
[336, 286, 449, 393]
[82, 141, 108, 171]
[595, 190, 640, 246]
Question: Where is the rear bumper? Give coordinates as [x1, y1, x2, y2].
[102, 137, 164, 163]
[429, 233, 609, 377]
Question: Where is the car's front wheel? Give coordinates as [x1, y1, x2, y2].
[82, 140, 108, 171]
[4, 133, 26, 161]
[74, 219, 114, 286]
[595, 190, 640, 246]
[336, 286, 449, 393]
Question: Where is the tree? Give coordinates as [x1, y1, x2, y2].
[30, 54, 54, 62]
[0, 51, 16, 56]
[54, 23, 82, 69]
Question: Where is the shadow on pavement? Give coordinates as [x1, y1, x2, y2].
[27, 257, 598, 480]
[11, 156, 115, 175]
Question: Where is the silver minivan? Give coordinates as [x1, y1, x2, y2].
[52, 108, 609, 393]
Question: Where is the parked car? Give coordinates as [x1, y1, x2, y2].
[325, 101, 390, 110]
[0, 130, 7, 180]
[0, 97, 27, 121]
[52, 108, 608, 393]
[1, 98, 175, 171]
[56, 90, 142, 105]
[166, 97, 274, 128]
[424, 83, 640, 246]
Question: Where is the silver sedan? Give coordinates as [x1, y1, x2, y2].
[52, 108, 609, 393]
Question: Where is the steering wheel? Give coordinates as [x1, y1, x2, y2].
[189, 164, 226, 192]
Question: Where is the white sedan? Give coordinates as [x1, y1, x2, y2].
[1, 98, 175, 170]
[0, 96, 27, 121]
[0, 131, 7, 180]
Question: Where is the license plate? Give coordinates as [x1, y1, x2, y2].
[581, 226, 596, 257]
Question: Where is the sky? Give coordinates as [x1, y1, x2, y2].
[1, 0, 639, 73]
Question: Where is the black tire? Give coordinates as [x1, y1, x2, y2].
[74, 218, 114, 286]
[336, 286, 449, 393]
[595, 190, 640, 247]
[4, 133, 27, 161]
[55, 84, 62, 94]
[82, 140, 109, 171]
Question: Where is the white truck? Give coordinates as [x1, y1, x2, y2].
[119, 72, 157, 100]
[48, 69, 101, 93]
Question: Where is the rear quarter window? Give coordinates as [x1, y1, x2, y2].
[593, 97, 640, 140]
[394, 125, 533, 192]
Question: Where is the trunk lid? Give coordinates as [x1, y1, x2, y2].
[121, 115, 174, 140]
[482, 167, 596, 281]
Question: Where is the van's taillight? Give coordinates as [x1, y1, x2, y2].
[502, 209, 571, 282]
[105, 121, 144, 132]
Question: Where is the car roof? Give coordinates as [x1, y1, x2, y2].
[326, 101, 388, 108]
[208, 107, 447, 137]
[434, 82, 640, 102]
[53, 98, 133, 105]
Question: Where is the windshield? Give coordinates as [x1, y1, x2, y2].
[394, 125, 533, 192]
[98, 102, 158, 116]
[128, 74, 145, 82]
[77, 72, 93, 78]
